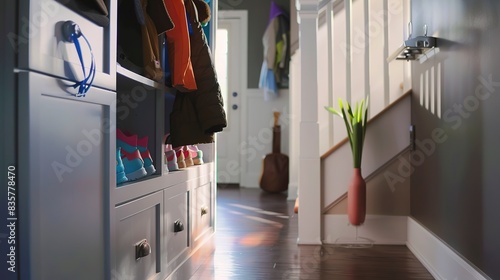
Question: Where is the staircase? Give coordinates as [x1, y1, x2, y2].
[321, 92, 411, 244]
[322, 92, 411, 213]
[291, 0, 413, 244]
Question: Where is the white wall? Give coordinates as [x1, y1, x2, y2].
[240, 89, 290, 188]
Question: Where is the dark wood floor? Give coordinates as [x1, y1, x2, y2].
[190, 185, 434, 280]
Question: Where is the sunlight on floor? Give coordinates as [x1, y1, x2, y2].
[228, 203, 290, 219]
[212, 225, 284, 278]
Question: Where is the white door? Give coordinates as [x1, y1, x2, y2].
[215, 11, 248, 184]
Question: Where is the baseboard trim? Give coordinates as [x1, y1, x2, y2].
[406, 217, 491, 280]
[240, 171, 260, 188]
[287, 183, 298, 201]
[322, 215, 407, 245]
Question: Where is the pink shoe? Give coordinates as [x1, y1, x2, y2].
[116, 129, 147, 180]
[175, 146, 192, 167]
[185, 145, 203, 165]
[137, 135, 156, 176]
[164, 143, 179, 171]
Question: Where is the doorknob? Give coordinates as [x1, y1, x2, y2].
[232, 104, 238, 110]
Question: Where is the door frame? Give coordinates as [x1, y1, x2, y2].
[216, 10, 248, 185]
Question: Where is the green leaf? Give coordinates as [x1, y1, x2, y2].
[324, 106, 343, 118]
[358, 99, 364, 123]
[325, 97, 369, 168]
[339, 103, 353, 151]
[346, 100, 354, 119]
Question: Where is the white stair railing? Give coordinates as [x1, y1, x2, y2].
[317, 0, 412, 155]
[321, 92, 411, 212]
[316, 0, 412, 208]
[293, 0, 413, 244]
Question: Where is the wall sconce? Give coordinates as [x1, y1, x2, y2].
[387, 23, 438, 62]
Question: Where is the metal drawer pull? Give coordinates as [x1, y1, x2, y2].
[135, 239, 151, 260]
[174, 220, 184, 232]
[201, 206, 208, 216]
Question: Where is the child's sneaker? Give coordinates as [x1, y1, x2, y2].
[137, 135, 156, 176]
[117, 129, 147, 180]
[165, 143, 179, 171]
[175, 146, 188, 168]
[185, 145, 203, 165]
[116, 148, 129, 185]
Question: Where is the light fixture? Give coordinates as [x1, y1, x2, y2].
[387, 23, 437, 62]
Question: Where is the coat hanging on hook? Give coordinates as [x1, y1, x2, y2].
[258, 1, 290, 100]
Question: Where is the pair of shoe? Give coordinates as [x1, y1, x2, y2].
[164, 134, 203, 171]
[116, 129, 156, 184]
[175, 145, 204, 168]
[183, 145, 204, 166]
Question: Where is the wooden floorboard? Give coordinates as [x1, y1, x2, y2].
[190, 185, 434, 280]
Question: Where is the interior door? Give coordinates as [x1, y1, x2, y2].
[215, 14, 246, 184]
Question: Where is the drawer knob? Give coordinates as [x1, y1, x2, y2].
[61, 20, 82, 42]
[135, 239, 151, 260]
[201, 206, 208, 216]
[174, 220, 184, 232]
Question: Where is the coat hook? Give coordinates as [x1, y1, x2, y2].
[423, 24, 428, 37]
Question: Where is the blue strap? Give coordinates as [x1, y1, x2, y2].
[70, 32, 96, 97]
[81, 34, 96, 94]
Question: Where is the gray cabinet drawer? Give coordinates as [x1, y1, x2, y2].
[18, 71, 116, 280]
[18, 0, 116, 91]
[164, 184, 190, 265]
[193, 182, 213, 241]
[115, 192, 163, 280]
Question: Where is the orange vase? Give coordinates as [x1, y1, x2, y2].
[348, 168, 366, 225]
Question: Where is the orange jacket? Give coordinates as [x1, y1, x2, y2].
[164, 0, 197, 91]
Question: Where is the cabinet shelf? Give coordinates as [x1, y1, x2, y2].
[116, 173, 163, 188]
[114, 162, 215, 206]
[117, 64, 165, 90]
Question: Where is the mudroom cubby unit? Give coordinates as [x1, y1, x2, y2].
[113, 0, 217, 278]
[115, 64, 166, 186]
[16, 0, 218, 279]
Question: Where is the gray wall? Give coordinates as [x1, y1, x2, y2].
[0, 1, 18, 280]
[411, 1, 500, 279]
[219, 0, 290, 88]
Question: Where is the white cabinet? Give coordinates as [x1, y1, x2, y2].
[18, 0, 117, 91]
[193, 182, 214, 243]
[164, 184, 190, 266]
[115, 192, 163, 280]
[112, 165, 215, 280]
[18, 71, 116, 280]
[112, 0, 217, 278]
[17, 0, 217, 279]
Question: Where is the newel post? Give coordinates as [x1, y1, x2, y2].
[296, 0, 321, 245]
